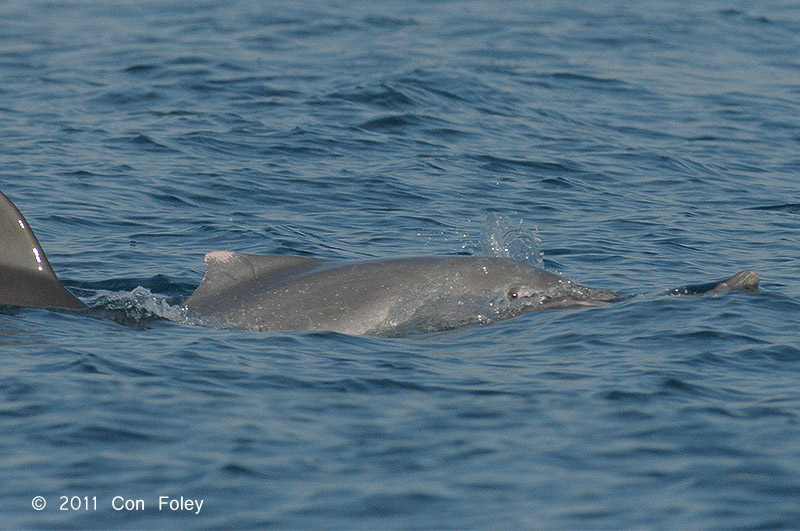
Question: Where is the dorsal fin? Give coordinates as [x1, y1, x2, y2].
[0, 191, 86, 309]
[667, 269, 760, 296]
[708, 269, 759, 294]
[184, 251, 328, 310]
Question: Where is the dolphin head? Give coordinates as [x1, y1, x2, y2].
[384, 257, 621, 335]
[501, 272, 621, 313]
[455, 257, 621, 310]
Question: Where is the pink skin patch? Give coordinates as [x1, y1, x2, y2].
[205, 251, 236, 263]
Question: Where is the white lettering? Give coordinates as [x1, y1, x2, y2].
[159, 496, 204, 515]
[112, 496, 144, 511]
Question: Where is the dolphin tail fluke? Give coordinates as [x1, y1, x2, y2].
[0, 191, 86, 310]
[667, 269, 760, 296]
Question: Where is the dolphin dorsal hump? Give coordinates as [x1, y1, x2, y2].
[0, 191, 85, 309]
[185, 251, 328, 310]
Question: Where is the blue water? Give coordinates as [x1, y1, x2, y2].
[2, 0, 800, 528]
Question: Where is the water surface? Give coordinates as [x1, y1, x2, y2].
[2, 1, 799, 528]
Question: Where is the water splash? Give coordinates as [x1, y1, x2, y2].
[92, 287, 201, 329]
[479, 213, 543, 267]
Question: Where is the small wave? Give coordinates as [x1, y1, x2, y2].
[358, 113, 419, 133]
[748, 203, 800, 214]
[325, 83, 416, 109]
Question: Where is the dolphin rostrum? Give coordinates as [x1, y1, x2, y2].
[0, 191, 760, 335]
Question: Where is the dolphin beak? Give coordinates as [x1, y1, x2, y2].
[566, 289, 623, 307]
[531, 286, 622, 311]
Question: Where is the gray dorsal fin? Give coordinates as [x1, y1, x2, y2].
[184, 251, 328, 310]
[0, 191, 86, 309]
[709, 269, 759, 294]
[667, 269, 760, 296]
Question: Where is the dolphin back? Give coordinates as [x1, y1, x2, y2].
[184, 251, 329, 315]
[666, 269, 760, 296]
[0, 191, 86, 309]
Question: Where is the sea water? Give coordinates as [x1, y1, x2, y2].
[2, 1, 799, 528]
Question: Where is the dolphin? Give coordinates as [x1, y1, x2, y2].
[0, 191, 86, 310]
[182, 251, 624, 335]
[664, 269, 760, 296]
[0, 191, 760, 335]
